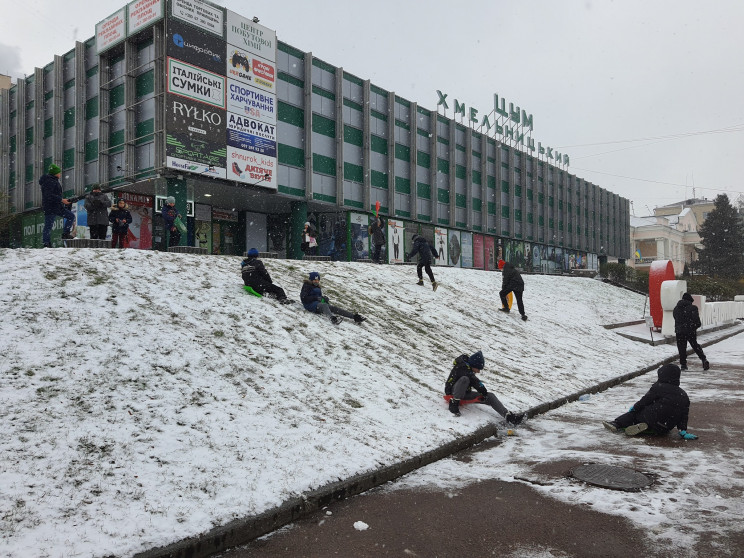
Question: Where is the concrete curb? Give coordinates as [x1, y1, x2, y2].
[135, 326, 744, 558]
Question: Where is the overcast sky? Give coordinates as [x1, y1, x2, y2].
[2, 0, 743, 215]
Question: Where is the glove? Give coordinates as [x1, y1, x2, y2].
[679, 430, 698, 440]
[477, 384, 488, 396]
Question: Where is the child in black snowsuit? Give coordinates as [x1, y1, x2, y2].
[603, 363, 698, 439]
[108, 199, 132, 249]
[241, 248, 290, 304]
[300, 271, 366, 325]
[444, 350, 524, 425]
[408, 234, 438, 291]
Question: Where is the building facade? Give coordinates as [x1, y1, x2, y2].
[0, 0, 630, 270]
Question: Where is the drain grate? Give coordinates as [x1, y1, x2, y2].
[571, 463, 653, 491]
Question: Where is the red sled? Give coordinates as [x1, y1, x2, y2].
[443, 394, 485, 405]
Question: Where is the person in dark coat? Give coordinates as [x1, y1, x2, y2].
[444, 350, 524, 425]
[300, 271, 366, 325]
[498, 261, 527, 320]
[108, 199, 132, 249]
[161, 196, 181, 249]
[39, 163, 76, 247]
[408, 234, 438, 291]
[603, 363, 698, 439]
[241, 248, 291, 304]
[84, 185, 111, 240]
[368, 217, 385, 263]
[673, 292, 709, 371]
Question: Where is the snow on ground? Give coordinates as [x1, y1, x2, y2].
[388, 362, 744, 556]
[0, 247, 738, 557]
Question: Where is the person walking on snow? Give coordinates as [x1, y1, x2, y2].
[241, 248, 291, 304]
[408, 234, 438, 291]
[39, 163, 76, 247]
[444, 350, 524, 425]
[673, 292, 709, 371]
[300, 271, 366, 325]
[603, 363, 698, 439]
[498, 261, 527, 320]
[368, 216, 385, 264]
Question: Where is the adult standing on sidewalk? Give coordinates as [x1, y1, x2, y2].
[498, 262, 527, 321]
[84, 184, 111, 240]
[673, 292, 709, 371]
[39, 163, 76, 247]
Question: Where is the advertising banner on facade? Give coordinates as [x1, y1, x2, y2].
[448, 230, 461, 267]
[167, 58, 226, 109]
[226, 147, 276, 188]
[387, 219, 405, 264]
[226, 113, 276, 157]
[434, 227, 448, 265]
[171, 0, 224, 37]
[484, 235, 496, 270]
[473, 234, 485, 269]
[349, 212, 369, 261]
[226, 10, 276, 63]
[128, 0, 163, 35]
[166, 94, 227, 177]
[226, 79, 275, 123]
[460, 232, 473, 268]
[117, 192, 153, 250]
[167, 17, 225, 75]
[96, 8, 127, 54]
[227, 46, 276, 93]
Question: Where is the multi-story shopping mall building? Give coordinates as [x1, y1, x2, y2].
[0, 0, 629, 272]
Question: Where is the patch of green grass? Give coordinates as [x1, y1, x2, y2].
[213, 330, 225, 337]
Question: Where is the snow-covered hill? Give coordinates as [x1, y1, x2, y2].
[0, 248, 679, 557]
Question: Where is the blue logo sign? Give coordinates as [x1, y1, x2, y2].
[173, 34, 184, 48]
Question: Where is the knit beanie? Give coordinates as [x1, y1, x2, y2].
[247, 248, 259, 257]
[166, 196, 176, 205]
[468, 351, 485, 370]
[309, 271, 320, 281]
[48, 163, 62, 175]
[682, 292, 694, 302]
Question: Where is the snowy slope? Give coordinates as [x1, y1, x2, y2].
[0, 248, 686, 557]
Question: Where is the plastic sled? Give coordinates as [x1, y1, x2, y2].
[443, 394, 485, 405]
[243, 285, 263, 297]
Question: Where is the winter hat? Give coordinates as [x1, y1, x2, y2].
[682, 292, 694, 302]
[247, 248, 259, 257]
[309, 271, 320, 281]
[91, 184, 101, 191]
[468, 351, 485, 370]
[304, 222, 311, 227]
[411, 234, 419, 241]
[166, 196, 176, 205]
[48, 163, 61, 175]
[657, 363, 681, 386]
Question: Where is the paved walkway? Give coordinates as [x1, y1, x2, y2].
[218, 332, 744, 558]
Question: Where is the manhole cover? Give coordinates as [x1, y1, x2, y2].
[571, 464, 653, 491]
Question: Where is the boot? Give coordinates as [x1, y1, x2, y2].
[602, 420, 620, 433]
[680, 363, 688, 371]
[416, 279, 424, 286]
[331, 316, 344, 325]
[432, 281, 438, 291]
[498, 307, 510, 313]
[521, 314, 528, 321]
[624, 422, 648, 436]
[505, 411, 524, 426]
[703, 360, 710, 371]
[448, 399, 461, 417]
[61, 232, 75, 240]
[353, 313, 367, 323]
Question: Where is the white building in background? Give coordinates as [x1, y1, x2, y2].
[629, 208, 702, 275]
